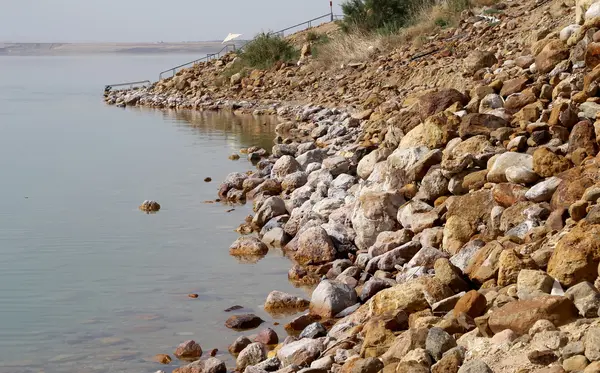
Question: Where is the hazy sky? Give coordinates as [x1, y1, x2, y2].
[1, 0, 344, 43]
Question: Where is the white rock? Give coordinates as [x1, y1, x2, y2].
[487, 152, 533, 183]
[525, 177, 562, 202]
[309, 280, 358, 318]
[586, 2, 600, 21]
[560, 24, 582, 41]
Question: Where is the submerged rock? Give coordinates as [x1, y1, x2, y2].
[225, 314, 264, 330]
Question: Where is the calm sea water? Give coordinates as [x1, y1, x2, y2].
[0, 55, 305, 372]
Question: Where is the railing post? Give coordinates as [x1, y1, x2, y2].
[330, 1, 334, 21]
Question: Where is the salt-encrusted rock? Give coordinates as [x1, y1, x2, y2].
[277, 338, 323, 367]
[294, 226, 336, 265]
[309, 280, 358, 318]
[237, 343, 266, 371]
[351, 191, 404, 250]
[264, 291, 309, 315]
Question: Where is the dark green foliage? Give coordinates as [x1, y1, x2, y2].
[340, 0, 470, 32]
[341, 0, 425, 32]
[239, 33, 298, 69]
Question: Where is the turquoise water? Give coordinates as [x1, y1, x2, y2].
[0, 55, 303, 372]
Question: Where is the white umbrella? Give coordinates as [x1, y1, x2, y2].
[222, 33, 242, 44]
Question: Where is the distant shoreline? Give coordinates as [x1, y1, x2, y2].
[0, 41, 247, 56]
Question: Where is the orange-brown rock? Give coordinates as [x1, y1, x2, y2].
[548, 223, 600, 286]
[535, 40, 569, 73]
[417, 89, 468, 121]
[550, 167, 594, 210]
[548, 102, 579, 128]
[533, 148, 572, 178]
[488, 295, 577, 335]
[586, 42, 600, 68]
[568, 120, 598, 156]
[153, 354, 172, 364]
[500, 77, 529, 97]
[504, 89, 537, 114]
[492, 183, 529, 208]
[453, 290, 487, 318]
[459, 113, 509, 139]
[465, 241, 505, 284]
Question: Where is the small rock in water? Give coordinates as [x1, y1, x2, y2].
[209, 348, 218, 357]
[226, 209, 235, 213]
[204, 177, 212, 182]
[225, 314, 264, 330]
[224, 305, 244, 312]
[188, 294, 199, 299]
[153, 354, 172, 364]
[139, 200, 160, 213]
[229, 154, 240, 160]
[174, 340, 202, 361]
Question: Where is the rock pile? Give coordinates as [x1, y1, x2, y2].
[113, 0, 600, 372]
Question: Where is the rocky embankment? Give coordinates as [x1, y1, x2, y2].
[110, 0, 600, 372]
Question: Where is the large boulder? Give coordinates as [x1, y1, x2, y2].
[426, 327, 457, 361]
[271, 155, 302, 182]
[441, 136, 498, 174]
[548, 224, 600, 287]
[253, 197, 287, 228]
[535, 40, 569, 73]
[368, 229, 414, 257]
[533, 147, 572, 178]
[488, 295, 577, 335]
[381, 328, 429, 364]
[351, 191, 404, 250]
[487, 152, 534, 183]
[418, 89, 469, 120]
[464, 50, 498, 74]
[236, 343, 266, 371]
[443, 190, 497, 254]
[357, 148, 392, 180]
[277, 338, 323, 367]
[459, 113, 508, 139]
[385, 146, 432, 189]
[294, 226, 337, 265]
[349, 277, 453, 323]
[309, 280, 358, 318]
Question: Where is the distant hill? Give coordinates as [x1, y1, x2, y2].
[0, 41, 247, 56]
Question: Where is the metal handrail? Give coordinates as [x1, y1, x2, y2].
[104, 80, 151, 92]
[158, 44, 237, 80]
[268, 13, 333, 38]
[107, 12, 344, 89]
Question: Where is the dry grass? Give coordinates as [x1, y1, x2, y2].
[313, 0, 472, 66]
[313, 32, 390, 66]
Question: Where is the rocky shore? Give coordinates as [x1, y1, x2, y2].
[108, 0, 600, 372]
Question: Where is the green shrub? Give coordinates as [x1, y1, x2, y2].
[239, 33, 298, 69]
[434, 17, 450, 27]
[340, 0, 433, 32]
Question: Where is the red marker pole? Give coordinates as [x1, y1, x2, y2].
[330, 1, 334, 21]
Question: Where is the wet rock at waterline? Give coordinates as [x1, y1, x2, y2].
[174, 340, 202, 361]
[139, 200, 160, 212]
[225, 314, 264, 330]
